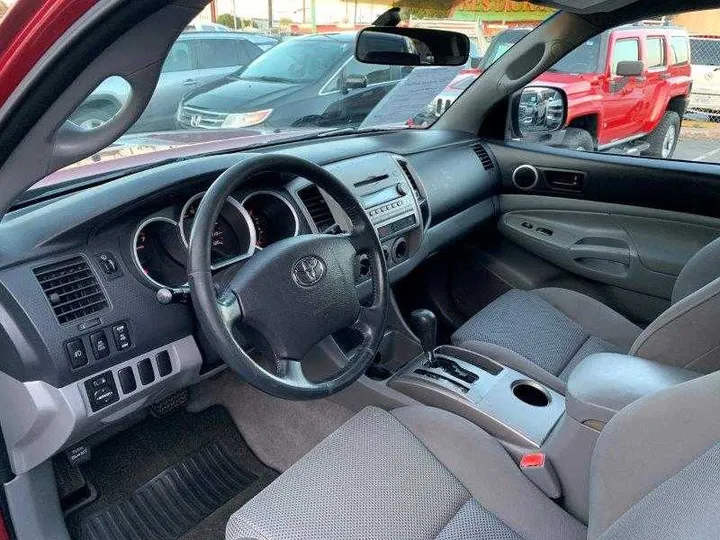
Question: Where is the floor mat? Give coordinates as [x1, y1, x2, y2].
[64, 406, 278, 540]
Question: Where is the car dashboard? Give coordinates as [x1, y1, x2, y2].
[0, 129, 499, 475]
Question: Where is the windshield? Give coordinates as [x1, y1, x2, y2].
[239, 37, 350, 83]
[3, 2, 554, 196]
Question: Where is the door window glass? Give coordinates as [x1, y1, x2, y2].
[671, 36, 690, 65]
[612, 39, 640, 73]
[646, 37, 666, 69]
[195, 39, 242, 69]
[162, 42, 192, 73]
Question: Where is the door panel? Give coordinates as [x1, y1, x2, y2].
[499, 206, 720, 299]
[482, 141, 720, 322]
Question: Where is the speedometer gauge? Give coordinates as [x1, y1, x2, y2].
[179, 193, 255, 267]
[242, 191, 299, 249]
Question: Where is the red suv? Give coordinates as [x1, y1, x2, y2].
[417, 23, 692, 158]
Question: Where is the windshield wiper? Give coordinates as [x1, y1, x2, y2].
[243, 75, 298, 83]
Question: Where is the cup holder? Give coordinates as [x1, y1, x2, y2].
[511, 380, 550, 407]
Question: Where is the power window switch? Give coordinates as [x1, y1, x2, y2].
[66, 339, 88, 369]
[118, 367, 137, 394]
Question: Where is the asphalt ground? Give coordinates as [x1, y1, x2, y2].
[675, 117, 720, 162]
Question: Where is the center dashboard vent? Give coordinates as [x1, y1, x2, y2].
[297, 185, 337, 233]
[33, 256, 109, 325]
[396, 158, 425, 204]
[471, 143, 495, 171]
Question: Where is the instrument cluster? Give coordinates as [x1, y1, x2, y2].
[133, 190, 300, 289]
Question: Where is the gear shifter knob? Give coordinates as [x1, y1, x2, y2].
[410, 309, 437, 357]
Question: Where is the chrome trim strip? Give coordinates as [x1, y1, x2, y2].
[132, 216, 185, 290]
[240, 190, 301, 249]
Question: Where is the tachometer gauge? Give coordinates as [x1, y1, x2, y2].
[180, 193, 255, 268]
[242, 191, 299, 249]
[133, 217, 187, 288]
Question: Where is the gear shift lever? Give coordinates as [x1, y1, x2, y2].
[410, 309, 437, 362]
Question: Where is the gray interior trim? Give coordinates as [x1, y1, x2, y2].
[0, 335, 201, 474]
[589, 371, 720, 539]
[672, 236, 720, 303]
[499, 194, 720, 230]
[630, 277, 720, 373]
[4, 460, 70, 540]
[566, 353, 700, 424]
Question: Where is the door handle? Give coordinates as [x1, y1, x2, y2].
[570, 244, 630, 265]
[182, 79, 198, 86]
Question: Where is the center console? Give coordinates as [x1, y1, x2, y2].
[382, 308, 701, 524]
[389, 345, 565, 448]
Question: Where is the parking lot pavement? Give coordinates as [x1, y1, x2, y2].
[675, 138, 720, 162]
[675, 118, 720, 162]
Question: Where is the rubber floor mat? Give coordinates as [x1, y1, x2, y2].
[79, 440, 256, 540]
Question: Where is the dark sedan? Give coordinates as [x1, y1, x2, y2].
[176, 32, 410, 130]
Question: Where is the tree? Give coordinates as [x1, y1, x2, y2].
[217, 13, 257, 29]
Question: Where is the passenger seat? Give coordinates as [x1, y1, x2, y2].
[452, 236, 720, 394]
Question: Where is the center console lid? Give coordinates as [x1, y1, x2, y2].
[567, 353, 699, 426]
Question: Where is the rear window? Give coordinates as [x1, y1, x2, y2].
[646, 37, 666, 69]
[690, 37, 720, 66]
[195, 39, 244, 69]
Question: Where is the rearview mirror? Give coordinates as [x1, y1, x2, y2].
[513, 86, 566, 137]
[356, 27, 470, 66]
[615, 60, 644, 77]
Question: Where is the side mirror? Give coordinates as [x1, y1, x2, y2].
[513, 86, 566, 137]
[356, 27, 470, 66]
[615, 60, 644, 77]
[344, 74, 368, 91]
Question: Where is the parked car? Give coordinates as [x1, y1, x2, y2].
[69, 32, 264, 132]
[184, 21, 230, 32]
[415, 23, 692, 158]
[239, 32, 281, 51]
[177, 32, 411, 130]
[687, 35, 720, 118]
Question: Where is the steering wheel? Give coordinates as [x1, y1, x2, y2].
[188, 154, 388, 400]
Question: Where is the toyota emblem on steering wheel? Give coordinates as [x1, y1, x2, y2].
[292, 256, 326, 287]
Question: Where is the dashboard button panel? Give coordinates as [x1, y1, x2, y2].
[112, 322, 132, 351]
[156, 350, 172, 377]
[138, 358, 155, 385]
[84, 370, 119, 412]
[89, 330, 110, 360]
[118, 367, 137, 394]
[66, 339, 88, 369]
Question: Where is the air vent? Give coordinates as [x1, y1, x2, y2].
[471, 143, 494, 170]
[396, 158, 425, 203]
[33, 256, 109, 325]
[297, 185, 336, 232]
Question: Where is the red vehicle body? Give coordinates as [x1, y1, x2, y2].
[421, 24, 692, 156]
